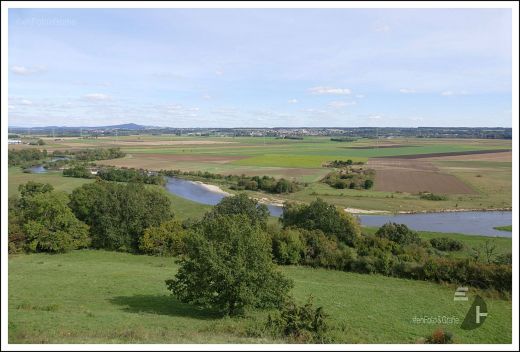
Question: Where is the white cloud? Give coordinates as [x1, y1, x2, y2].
[308, 86, 351, 95]
[441, 90, 469, 96]
[355, 94, 365, 99]
[10, 65, 46, 75]
[328, 100, 356, 108]
[202, 94, 212, 100]
[83, 93, 111, 101]
[399, 88, 416, 94]
[288, 99, 298, 104]
[368, 115, 382, 120]
[20, 99, 33, 106]
[215, 69, 224, 76]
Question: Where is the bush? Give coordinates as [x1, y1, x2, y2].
[419, 192, 448, 201]
[139, 220, 187, 256]
[424, 328, 454, 344]
[429, 237, 464, 251]
[271, 229, 305, 265]
[166, 214, 293, 316]
[281, 198, 361, 246]
[267, 296, 331, 343]
[375, 222, 420, 245]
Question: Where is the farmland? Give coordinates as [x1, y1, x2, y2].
[8, 249, 512, 344]
[8, 135, 512, 213]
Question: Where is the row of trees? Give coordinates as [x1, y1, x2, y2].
[71, 147, 126, 161]
[9, 180, 173, 254]
[8, 149, 48, 167]
[160, 169, 302, 194]
[63, 166, 165, 185]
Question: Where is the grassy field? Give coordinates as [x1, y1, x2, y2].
[494, 225, 513, 232]
[8, 250, 512, 344]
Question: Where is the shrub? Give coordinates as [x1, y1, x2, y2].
[139, 220, 187, 256]
[419, 192, 448, 201]
[271, 229, 305, 265]
[429, 237, 464, 251]
[281, 198, 361, 246]
[166, 214, 293, 316]
[375, 222, 420, 245]
[267, 296, 331, 343]
[424, 328, 453, 344]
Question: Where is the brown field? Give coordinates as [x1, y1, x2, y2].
[380, 149, 511, 159]
[368, 158, 475, 194]
[95, 154, 248, 169]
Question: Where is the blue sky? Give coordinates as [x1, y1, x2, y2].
[8, 8, 512, 127]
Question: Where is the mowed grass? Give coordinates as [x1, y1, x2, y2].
[8, 250, 511, 344]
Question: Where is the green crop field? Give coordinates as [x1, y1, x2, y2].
[8, 250, 512, 344]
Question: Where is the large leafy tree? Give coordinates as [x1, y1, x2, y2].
[280, 198, 361, 246]
[9, 182, 90, 253]
[206, 193, 269, 228]
[69, 180, 173, 251]
[166, 214, 293, 316]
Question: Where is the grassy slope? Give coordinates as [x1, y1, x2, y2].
[8, 250, 511, 344]
[494, 225, 512, 232]
[8, 167, 93, 197]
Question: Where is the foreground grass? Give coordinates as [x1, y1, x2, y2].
[494, 225, 512, 232]
[9, 251, 511, 343]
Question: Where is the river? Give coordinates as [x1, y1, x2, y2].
[164, 177, 512, 237]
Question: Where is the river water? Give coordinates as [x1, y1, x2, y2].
[164, 177, 512, 237]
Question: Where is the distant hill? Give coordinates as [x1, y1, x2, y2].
[8, 123, 149, 131]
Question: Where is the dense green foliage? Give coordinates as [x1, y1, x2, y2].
[322, 166, 375, 190]
[8, 182, 90, 253]
[429, 237, 464, 251]
[323, 159, 364, 167]
[69, 180, 173, 252]
[63, 164, 93, 178]
[266, 296, 330, 343]
[208, 193, 269, 228]
[166, 214, 293, 315]
[419, 192, 449, 201]
[375, 222, 421, 245]
[280, 198, 361, 246]
[97, 167, 165, 184]
[8, 149, 47, 167]
[139, 220, 187, 256]
[71, 147, 125, 161]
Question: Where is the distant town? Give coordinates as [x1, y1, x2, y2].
[8, 124, 513, 140]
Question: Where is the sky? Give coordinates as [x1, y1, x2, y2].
[8, 8, 513, 128]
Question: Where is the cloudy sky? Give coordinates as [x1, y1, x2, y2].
[8, 8, 512, 127]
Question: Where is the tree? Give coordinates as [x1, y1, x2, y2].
[17, 190, 90, 253]
[19, 181, 54, 198]
[69, 180, 173, 251]
[271, 228, 305, 265]
[166, 214, 293, 316]
[207, 193, 269, 228]
[280, 198, 361, 246]
[375, 222, 420, 245]
[139, 219, 187, 256]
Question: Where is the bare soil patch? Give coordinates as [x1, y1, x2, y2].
[368, 158, 475, 194]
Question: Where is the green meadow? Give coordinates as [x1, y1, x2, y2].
[8, 250, 512, 344]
